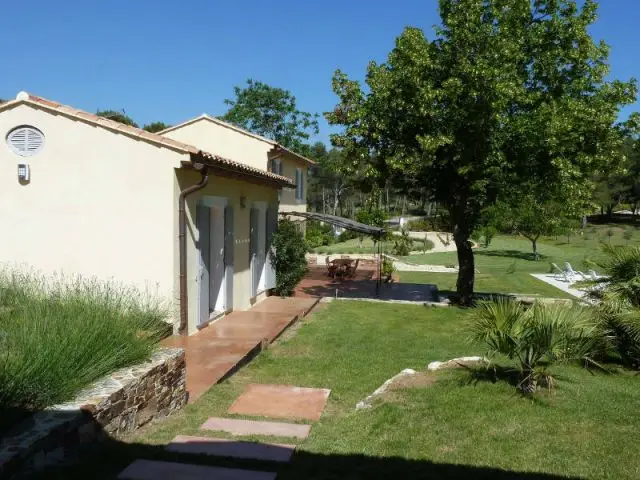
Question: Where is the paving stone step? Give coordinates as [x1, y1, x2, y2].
[201, 417, 311, 439]
[117, 459, 276, 479]
[228, 384, 331, 421]
[166, 435, 296, 463]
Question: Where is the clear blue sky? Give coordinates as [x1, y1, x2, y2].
[1, 0, 638, 145]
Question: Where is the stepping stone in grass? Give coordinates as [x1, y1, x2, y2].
[167, 435, 296, 463]
[118, 459, 276, 479]
[201, 417, 311, 439]
[228, 384, 331, 421]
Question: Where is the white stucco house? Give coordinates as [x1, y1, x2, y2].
[0, 91, 308, 335]
[158, 114, 314, 218]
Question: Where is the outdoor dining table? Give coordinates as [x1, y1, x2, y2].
[328, 258, 354, 278]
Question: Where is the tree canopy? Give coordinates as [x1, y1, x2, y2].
[221, 79, 319, 153]
[143, 122, 171, 133]
[96, 110, 138, 128]
[326, 0, 638, 304]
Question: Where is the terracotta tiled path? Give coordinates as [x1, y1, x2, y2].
[162, 296, 319, 402]
[119, 295, 333, 479]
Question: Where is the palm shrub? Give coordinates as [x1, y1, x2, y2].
[469, 299, 598, 394]
[585, 244, 640, 368]
[381, 257, 396, 282]
[271, 219, 308, 296]
[595, 299, 640, 369]
[0, 269, 167, 417]
[392, 229, 412, 256]
[597, 244, 640, 298]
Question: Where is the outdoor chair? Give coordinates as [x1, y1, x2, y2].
[551, 263, 564, 280]
[577, 271, 591, 282]
[563, 262, 588, 283]
[346, 259, 360, 278]
[326, 257, 338, 278]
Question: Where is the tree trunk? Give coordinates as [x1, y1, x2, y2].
[606, 204, 614, 218]
[322, 187, 326, 214]
[425, 201, 433, 218]
[386, 186, 390, 213]
[454, 226, 475, 306]
[519, 371, 538, 394]
[332, 187, 339, 216]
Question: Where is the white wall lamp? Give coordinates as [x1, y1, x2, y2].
[18, 163, 30, 182]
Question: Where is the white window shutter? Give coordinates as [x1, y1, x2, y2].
[7, 126, 45, 156]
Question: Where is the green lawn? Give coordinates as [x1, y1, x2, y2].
[404, 225, 640, 273]
[399, 271, 577, 299]
[40, 302, 640, 480]
[396, 225, 640, 299]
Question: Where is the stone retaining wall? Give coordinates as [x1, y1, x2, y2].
[0, 347, 186, 478]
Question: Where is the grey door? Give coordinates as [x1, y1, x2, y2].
[265, 205, 277, 289]
[224, 204, 234, 310]
[196, 204, 211, 326]
[249, 207, 259, 296]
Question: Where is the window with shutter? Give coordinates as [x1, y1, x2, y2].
[271, 158, 281, 175]
[295, 168, 303, 201]
[300, 170, 305, 201]
[7, 126, 45, 157]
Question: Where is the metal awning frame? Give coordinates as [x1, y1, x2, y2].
[279, 211, 387, 295]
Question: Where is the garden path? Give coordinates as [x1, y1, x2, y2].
[162, 296, 319, 403]
[118, 384, 331, 479]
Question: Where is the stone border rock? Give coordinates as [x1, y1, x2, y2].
[356, 369, 416, 410]
[0, 347, 186, 478]
[427, 356, 488, 371]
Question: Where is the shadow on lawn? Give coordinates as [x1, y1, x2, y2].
[27, 430, 582, 480]
[475, 249, 548, 262]
[466, 364, 523, 388]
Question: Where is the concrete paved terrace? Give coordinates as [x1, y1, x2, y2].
[162, 296, 319, 402]
[296, 265, 438, 303]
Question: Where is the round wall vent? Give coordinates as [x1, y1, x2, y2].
[7, 126, 45, 157]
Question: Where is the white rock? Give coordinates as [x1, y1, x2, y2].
[427, 356, 487, 371]
[355, 368, 416, 410]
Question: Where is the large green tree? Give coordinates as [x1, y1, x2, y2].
[494, 195, 565, 259]
[307, 142, 354, 215]
[221, 79, 319, 153]
[327, 0, 637, 304]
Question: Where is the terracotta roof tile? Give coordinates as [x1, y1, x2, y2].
[5, 93, 295, 187]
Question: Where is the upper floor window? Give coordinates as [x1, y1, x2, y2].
[270, 158, 282, 175]
[295, 168, 304, 202]
[6, 126, 45, 157]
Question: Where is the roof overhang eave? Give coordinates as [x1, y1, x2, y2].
[268, 145, 316, 166]
[184, 154, 295, 189]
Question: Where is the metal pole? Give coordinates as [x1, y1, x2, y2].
[376, 238, 381, 296]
